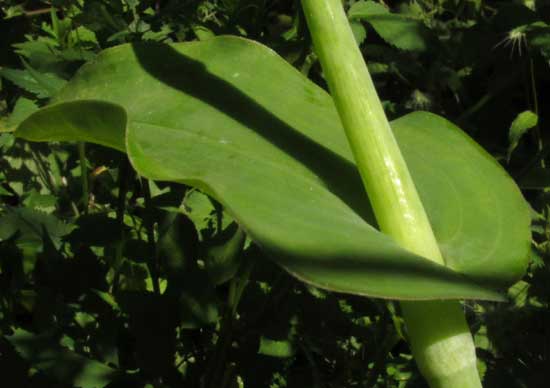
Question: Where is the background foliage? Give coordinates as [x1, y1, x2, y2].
[0, 0, 549, 387]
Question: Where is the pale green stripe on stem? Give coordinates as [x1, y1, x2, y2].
[300, 0, 481, 387]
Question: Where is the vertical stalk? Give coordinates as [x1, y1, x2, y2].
[111, 157, 131, 294]
[206, 258, 253, 388]
[300, 1, 481, 387]
[142, 179, 160, 294]
[529, 58, 544, 168]
[78, 142, 89, 213]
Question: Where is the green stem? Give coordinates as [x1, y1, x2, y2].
[458, 91, 494, 123]
[142, 179, 160, 294]
[529, 58, 544, 168]
[365, 310, 400, 387]
[78, 142, 89, 213]
[111, 157, 131, 294]
[300, 1, 480, 387]
[457, 71, 517, 125]
[206, 258, 253, 388]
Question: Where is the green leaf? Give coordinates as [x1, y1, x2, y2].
[0, 206, 73, 248]
[350, 21, 367, 45]
[21, 59, 67, 95]
[394, 112, 529, 284]
[524, 21, 550, 58]
[348, 0, 389, 19]
[0, 186, 12, 195]
[13, 37, 64, 71]
[0, 68, 51, 99]
[507, 110, 538, 160]
[15, 37, 530, 300]
[204, 223, 246, 285]
[157, 212, 219, 327]
[5, 328, 120, 388]
[182, 189, 220, 234]
[3, 5, 25, 19]
[193, 25, 216, 41]
[348, 1, 436, 52]
[22, 190, 57, 213]
[0, 60, 67, 99]
[69, 26, 99, 47]
[258, 337, 295, 358]
[16, 100, 127, 151]
[2, 97, 39, 132]
[182, 189, 245, 283]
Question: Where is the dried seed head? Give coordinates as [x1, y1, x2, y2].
[494, 26, 528, 58]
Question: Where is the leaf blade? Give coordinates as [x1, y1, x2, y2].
[15, 37, 529, 300]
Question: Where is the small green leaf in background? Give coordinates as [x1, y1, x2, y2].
[348, 0, 436, 52]
[5, 329, 120, 388]
[507, 110, 538, 161]
[0, 206, 73, 248]
[2, 5, 25, 19]
[0, 67, 52, 99]
[192, 25, 216, 41]
[258, 337, 295, 358]
[350, 21, 367, 45]
[204, 223, 246, 285]
[348, 1, 389, 20]
[0, 63, 67, 99]
[22, 190, 57, 213]
[2, 97, 39, 132]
